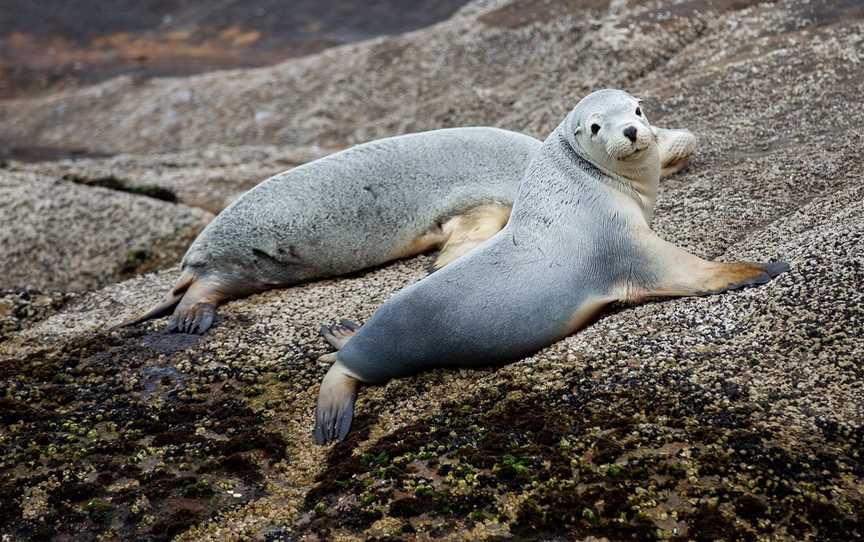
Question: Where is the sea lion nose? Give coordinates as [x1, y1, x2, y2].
[623, 126, 637, 142]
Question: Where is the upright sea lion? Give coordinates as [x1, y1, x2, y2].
[123, 125, 695, 334]
[313, 90, 788, 444]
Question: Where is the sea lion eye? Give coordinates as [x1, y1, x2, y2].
[590, 123, 601, 135]
[635, 107, 642, 116]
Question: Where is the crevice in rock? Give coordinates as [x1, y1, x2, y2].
[0, 144, 113, 163]
[61, 173, 178, 203]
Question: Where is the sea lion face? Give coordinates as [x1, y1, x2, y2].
[565, 89, 660, 182]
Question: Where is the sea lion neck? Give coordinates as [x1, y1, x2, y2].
[507, 128, 649, 241]
[562, 131, 658, 224]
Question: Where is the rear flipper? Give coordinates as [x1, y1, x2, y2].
[313, 355, 361, 445]
[654, 126, 697, 177]
[319, 319, 360, 349]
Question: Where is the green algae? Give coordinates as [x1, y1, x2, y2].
[0, 329, 291, 541]
[294, 372, 863, 540]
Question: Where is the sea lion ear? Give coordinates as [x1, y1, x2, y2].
[574, 125, 582, 135]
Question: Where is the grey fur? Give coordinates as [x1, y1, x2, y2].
[122, 127, 541, 333]
[125, 123, 694, 334]
[335, 93, 651, 382]
[183, 127, 540, 289]
[314, 89, 784, 444]
[315, 90, 662, 443]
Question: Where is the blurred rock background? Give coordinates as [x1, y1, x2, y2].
[0, 0, 862, 540]
[0, 0, 471, 100]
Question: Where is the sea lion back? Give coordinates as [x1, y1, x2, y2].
[183, 127, 540, 283]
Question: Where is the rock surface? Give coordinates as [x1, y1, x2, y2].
[0, 170, 213, 292]
[1, 0, 863, 540]
[8, 144, 334, 213]
[0, 0, 472, 100]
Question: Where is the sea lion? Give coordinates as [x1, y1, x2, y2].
[122, 125, 695, 334]
[313, 89, 788, 444]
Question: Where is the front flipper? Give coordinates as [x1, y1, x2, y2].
[653, 127, 697, 178]
[168, 303, 216, 334]
[314, 357, 360, 445]
[115, 270, 195, 329]
[167, 277, 234, 334]
[625, 227, 790, 301]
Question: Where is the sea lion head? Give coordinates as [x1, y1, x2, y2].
[564, 89, 660, 183]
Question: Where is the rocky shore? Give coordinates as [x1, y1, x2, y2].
[1, 0, 862, 539]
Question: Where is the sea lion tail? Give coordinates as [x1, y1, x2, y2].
[112, 270, 196, 329]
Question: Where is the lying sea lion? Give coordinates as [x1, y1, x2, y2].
[313, 90, 787, 444]
[123, 125, 695, 334]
